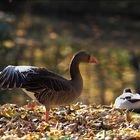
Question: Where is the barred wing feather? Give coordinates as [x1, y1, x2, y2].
[0, 65, 36, 89]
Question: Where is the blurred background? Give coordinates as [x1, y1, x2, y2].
[0, 0, 140, 106]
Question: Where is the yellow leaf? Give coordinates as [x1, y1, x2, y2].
[134, 133, 140, 138]
[21, 113, 27, 119]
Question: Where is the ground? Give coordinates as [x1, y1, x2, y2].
[0, 102, 140, 139]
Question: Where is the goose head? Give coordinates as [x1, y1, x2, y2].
[72, 51, 98, 64]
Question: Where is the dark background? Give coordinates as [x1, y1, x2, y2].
[1, 1, 140, 18]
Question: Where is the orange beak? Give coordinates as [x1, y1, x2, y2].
[89, 56, 98, 64]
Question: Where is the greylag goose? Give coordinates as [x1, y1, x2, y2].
[114, 88, 140, 113]
[0, 51, 97, 122]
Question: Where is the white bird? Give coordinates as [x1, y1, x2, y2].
[114, 88, 140, 113]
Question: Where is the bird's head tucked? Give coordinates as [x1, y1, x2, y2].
[74, 51, 98, 64]
[123, 88, 132, 94]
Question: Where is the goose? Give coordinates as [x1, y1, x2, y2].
[0, 51, 97, 122]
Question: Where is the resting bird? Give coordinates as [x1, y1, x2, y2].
[0, 51, 97, 122]
[114, 88, 140, 113]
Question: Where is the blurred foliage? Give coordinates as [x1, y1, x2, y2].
[0, 4, 140, 106]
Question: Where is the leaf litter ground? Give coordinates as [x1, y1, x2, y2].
[0, 102, 140, 139]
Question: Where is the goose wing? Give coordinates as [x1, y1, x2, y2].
[0, 65, 38, 89]
[25, 75, 71, 92]
[0, 65, 71, 92]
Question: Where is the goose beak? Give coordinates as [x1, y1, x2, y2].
[89, 56, 98, 64]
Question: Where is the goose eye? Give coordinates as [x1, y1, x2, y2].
[125, 96, 131, 100]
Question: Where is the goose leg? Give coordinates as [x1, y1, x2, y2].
[45, 107, 50, 122]
[27, 100, 37, 109]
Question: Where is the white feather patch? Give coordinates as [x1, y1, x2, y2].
[15, 66, 36, 73]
